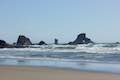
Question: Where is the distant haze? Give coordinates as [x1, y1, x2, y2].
[0, 0, 120, 43]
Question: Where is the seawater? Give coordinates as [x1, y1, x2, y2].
[0, 43, 120, 73]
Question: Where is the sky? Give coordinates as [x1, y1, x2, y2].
[0, 0, 120, 43]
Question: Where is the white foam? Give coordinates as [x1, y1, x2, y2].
[76, 44, 120, 53]
[0, 44, 120, 53]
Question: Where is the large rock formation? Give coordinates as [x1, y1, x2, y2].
[38, 41, 47, 45]
[68, 33, 93, 45]
[16, 35, 32, 46]
[0, 40, 14, 48]
[0, 40, 7, 48]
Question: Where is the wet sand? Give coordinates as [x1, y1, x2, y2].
[0, 66, 120, 80]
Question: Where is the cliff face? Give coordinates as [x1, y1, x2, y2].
[16, 35, 32, 46]
[68, 33, 93, 45]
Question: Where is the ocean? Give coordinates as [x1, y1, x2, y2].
[0, 43, 120, 73]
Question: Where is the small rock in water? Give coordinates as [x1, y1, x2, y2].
[38, 41, 47, 45]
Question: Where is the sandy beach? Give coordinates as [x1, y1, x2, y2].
[0, 66, 119, 80]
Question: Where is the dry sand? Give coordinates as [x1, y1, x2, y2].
[0, 66, 120, 80]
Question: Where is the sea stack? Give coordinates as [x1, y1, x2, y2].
[54, 38, 58, 44]
[68, 33, 93, 45]
[0, 40, 7, 48]
[0, 40, 14, 48]
[16, 35, 32, 46]
[38, 41, 47, 45]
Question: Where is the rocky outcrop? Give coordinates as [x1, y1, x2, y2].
[54, 38, 58, 44]
[38, 41, 47, 45]
[0, 40, 14, 48]
[0, 40, 7, 48]
[68, 33, 93, 45]
[16, 35, 32, 46]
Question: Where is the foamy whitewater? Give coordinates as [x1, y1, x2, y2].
[1, 43, 120, 73]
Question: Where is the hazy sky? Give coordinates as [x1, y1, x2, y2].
[0, 0, 120, 43]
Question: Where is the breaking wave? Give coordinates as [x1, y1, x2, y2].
[0, 43, 120, 53]
[0, 43, 120, 73]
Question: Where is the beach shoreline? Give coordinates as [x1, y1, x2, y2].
[0, 66, 120, 80]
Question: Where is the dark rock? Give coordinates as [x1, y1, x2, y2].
[54, 38, 58, 44]
[13, 42, 17, 46]
[0, 40, 7, 48]
[116, 42, 120, 44]
[38, 41, 47, 45]
[68, 33, 93, 45]
[16, 35, 32, 46]
[68, 42, 73, 45]
[0, 40, 14, 48]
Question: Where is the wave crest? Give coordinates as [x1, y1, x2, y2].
[0, 43, 120, 53]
